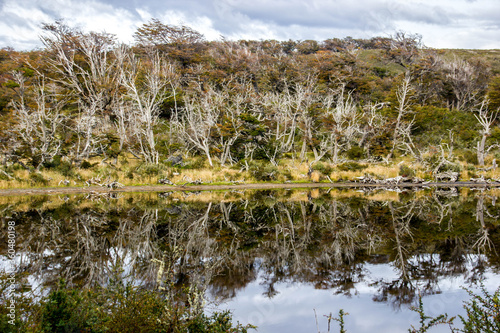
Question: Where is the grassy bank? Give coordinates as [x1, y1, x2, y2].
[0, 153, 499, 190]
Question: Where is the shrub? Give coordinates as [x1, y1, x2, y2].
[314, 162, 333, 176]
[40, 281, 80, 333]
[399, 164, 415, 178]
[249, 162, 278, 181]
[280, 169, 293, 181]
[42, 155, 62, 169]
[136, 163, 164, 178]
[346, 146, 365, 160]
[459, 284, 500, 332]
[80, 160, 94, 169]
[337, 162, 367, 172]
[2, 278, 255, 333]
[0, 169, 13, 181]
[183, 157, 205, 169]
[57, 161, 75, 178]
[126, 170, 134, 180]
[29, 172, 48, 186]
[462, 150, 478, 165]
[408, 294, 453, 333]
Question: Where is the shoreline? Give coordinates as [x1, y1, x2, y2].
[0, 181, 497, 196]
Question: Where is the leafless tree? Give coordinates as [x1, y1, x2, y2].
[358, 102, 387, 155]
[213, 80, 256, 166]
[473, 98, 499, 166]
[117, 48, 174, 164]
[40, 23, 120, 161]
[282, 76, 320, 161]
[387, 73, 421, 162]
[173, 84, 221, 166]
[9, 71, 65, 170]
[260, 88, 300, 165]
[112, 97, 131, 152]
[442, 56, 488, 111]
[321, 85, 360, 164]
[388, 202, 415, 281]
[473, 194, 496, 252]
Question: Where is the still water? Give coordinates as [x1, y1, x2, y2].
[1, 187, 499, 332]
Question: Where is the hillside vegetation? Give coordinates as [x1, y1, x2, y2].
[0, 20, 500, 188]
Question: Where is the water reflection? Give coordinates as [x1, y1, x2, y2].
[0, 188, 499, 327]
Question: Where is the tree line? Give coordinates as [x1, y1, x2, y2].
[1, 19, 500, 172]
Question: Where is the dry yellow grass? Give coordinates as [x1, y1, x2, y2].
[168, 168, 249, 184]
[3, 154, 500, 190]
[310, 171, 321, 183]
[366, 191, 400, 202]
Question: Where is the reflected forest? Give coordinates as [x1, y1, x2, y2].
[2, 188, 499, 311]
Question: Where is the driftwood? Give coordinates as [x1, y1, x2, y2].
[85, 177, 123, 189]
[181, 176, 203, 185]
[105, 181, 124, 189]
[434, 172, 459, 182]
[0, 169, 14, 179]
[223, 176, 246, 185]
[158, 178, 175, 185]
[158, 191, 173, 198]
[435, 187, 459, 197]
[85, 177, 103, 186]
[354, 174, 379, 184]
[354, 174, 429, 185]
[58, 179, 70, 186]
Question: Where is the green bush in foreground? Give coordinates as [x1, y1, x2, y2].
[457, 284, 500, 333]
[0, 278, 255, 333]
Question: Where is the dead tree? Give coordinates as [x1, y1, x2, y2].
[473, 98, 499, 166]
[260, 89, 300, 166]
[321, 85, 360, 164]
[9, 72, 65, 170]
[387, 73, 421, 162]
[284, 76, 320, 162]
[358, 102, 387, 156]
[213, 80, 254, 166]
[473, 194, 495, 252]
[117, 48, 174, 164]
[443, 56, 488, 111]
[40, 23, 120, 160]
[174, 85, 221, 166]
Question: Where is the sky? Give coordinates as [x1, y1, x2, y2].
[0, 0, 499, 50]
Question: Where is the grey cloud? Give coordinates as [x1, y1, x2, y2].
[391, 3, 452, 25]
[196, 0, 454, 42]
[0, 0, 499, 50]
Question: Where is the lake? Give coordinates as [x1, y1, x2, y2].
[1, 187, 499, 332]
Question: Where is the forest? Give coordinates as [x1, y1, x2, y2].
[1, 19, 500, 188]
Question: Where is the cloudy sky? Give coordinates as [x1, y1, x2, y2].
[1, 0, 499, 50]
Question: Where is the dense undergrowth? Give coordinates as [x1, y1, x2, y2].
[0, 275, 254, 333]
